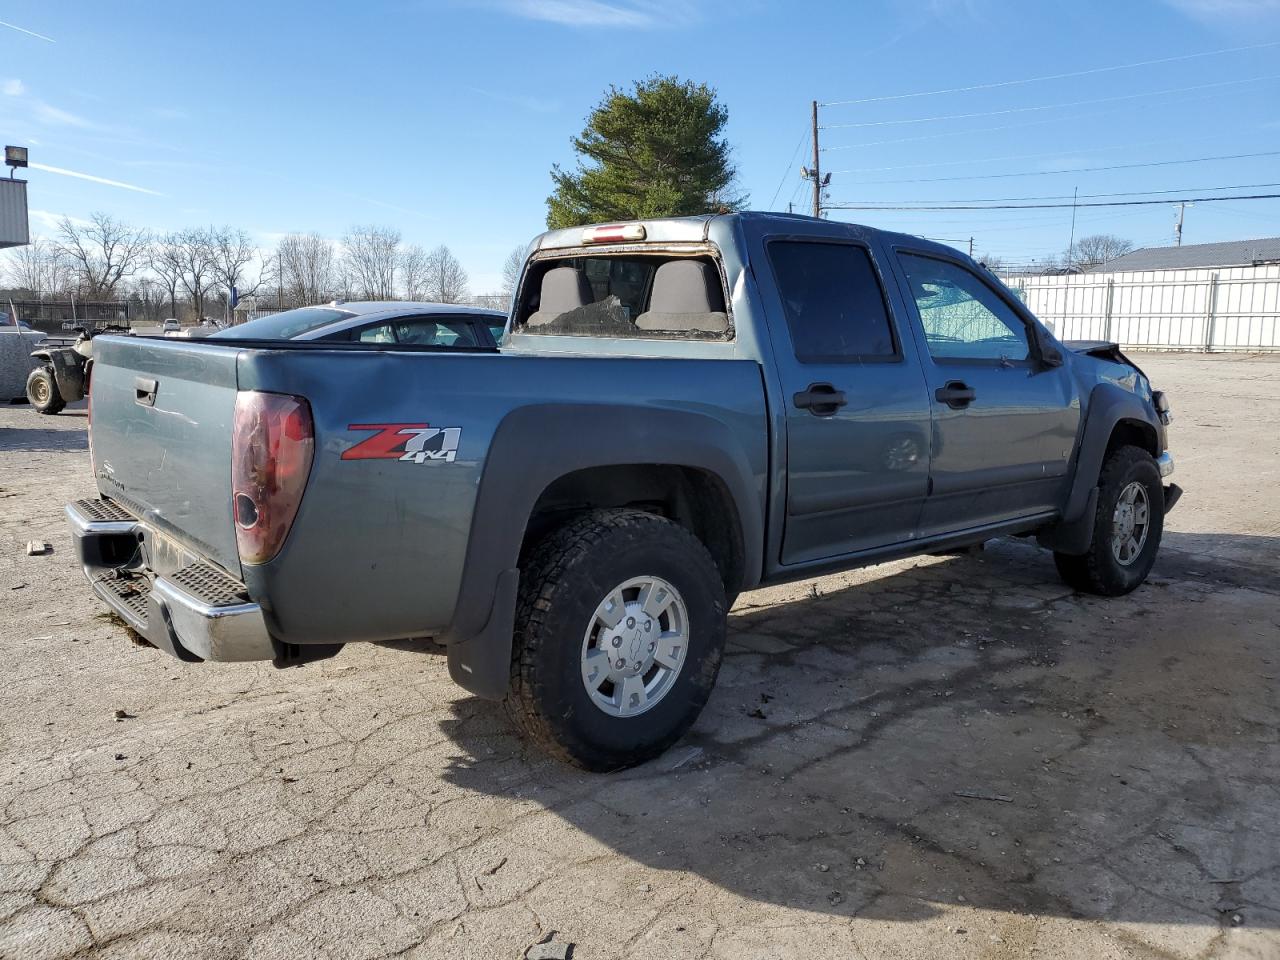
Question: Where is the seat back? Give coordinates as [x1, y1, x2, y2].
[635, 260, 728, 334]
[526, 267, 593, 327]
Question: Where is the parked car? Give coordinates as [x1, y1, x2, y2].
[66, 213, 1179, 770]
[161, 319, 181, 333]
[211, 302, 507, 347]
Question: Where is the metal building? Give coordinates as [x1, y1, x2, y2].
[0, 178, 30, 248]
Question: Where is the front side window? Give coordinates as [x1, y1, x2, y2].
[898, 254, 1030, 362]
[516, 254, 730, 340]
[767, 241, 897, 362]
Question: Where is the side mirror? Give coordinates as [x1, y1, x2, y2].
[1027, 322, 1063, 367]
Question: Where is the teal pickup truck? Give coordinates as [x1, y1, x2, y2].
[67, 212, 1179, 770]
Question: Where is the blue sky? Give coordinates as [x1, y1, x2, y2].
[3, 0, 1279, 288]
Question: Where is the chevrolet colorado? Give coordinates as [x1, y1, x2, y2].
[67, 213, 1180, 770]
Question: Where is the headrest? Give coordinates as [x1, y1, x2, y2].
[539, 267, 592, 314]
[647, 260, 725, 314]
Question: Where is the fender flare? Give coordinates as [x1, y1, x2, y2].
[1038, 382, 1161, 555]
[444, 403, 763, 699]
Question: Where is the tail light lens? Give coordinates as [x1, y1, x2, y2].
[232, 391, 314, 565]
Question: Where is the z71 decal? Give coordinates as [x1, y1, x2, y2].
[341, 423, 462, 463]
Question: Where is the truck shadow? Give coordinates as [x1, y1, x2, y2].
[436, 532, 1280, 929]
[0, 425, 89, 452]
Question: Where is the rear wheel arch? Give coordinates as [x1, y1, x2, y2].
[522, 463, 746, 602]
[444, 403, 762, 698]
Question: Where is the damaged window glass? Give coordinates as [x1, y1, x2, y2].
[516, 254, 731, 340]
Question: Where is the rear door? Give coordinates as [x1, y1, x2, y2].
[889, 249, 1079, 535]
[89, 337, 243, 576]
[755, 229, 933, 564]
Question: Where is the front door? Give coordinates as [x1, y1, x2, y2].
[761, 236, 933, 564]
[891, 250, 1079, 536]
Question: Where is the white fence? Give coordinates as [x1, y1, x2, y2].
[999, 263, 1280, 352]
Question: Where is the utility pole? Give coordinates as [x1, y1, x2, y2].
[1175, 202, 1187, 246]
[800, 101, 831, 218]
[1066, 185, 1078, 266]
[811, 100, 821, 218]
[968, 237, 975, 258]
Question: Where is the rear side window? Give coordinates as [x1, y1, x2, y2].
[515, 254, 730, 340]
[213, 306, 353, 340]
[768, 241, 897, 362]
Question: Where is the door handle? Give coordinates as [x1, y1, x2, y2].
[793, 382, 847, 417]
[935, 381, 976, 409]
[134, 377, 158, 406]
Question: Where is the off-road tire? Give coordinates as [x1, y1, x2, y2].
[26, 367, 65, 415]
[505, 509, 726, 771]
[1054, 444, 1164, 596]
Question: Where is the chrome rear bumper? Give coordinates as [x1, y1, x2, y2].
[66, 499, 276, 663]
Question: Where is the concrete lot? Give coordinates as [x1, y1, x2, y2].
[0, 354, 1277, 960]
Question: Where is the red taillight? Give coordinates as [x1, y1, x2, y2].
[231, 391, 314, 565]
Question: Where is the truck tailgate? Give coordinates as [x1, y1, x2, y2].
[90, 336, 242, 578]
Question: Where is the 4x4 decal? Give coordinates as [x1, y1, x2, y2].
[341, 423, 462, 463]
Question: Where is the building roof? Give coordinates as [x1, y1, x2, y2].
[1095, 237, 1280, 272]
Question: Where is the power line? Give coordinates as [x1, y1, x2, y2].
[845, 149, 1280, 186]
[826, 191, 1280, 211]
[768, 129, 809, 209]
[819, 74, 1280, 129]
[827, 137, 1185, 176]
[829, 181, 1280, 206]
[822, 87, 1271, 152]
[820, 39, 1280, 106]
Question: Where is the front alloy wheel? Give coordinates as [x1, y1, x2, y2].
[1110, 481, 1150, 566]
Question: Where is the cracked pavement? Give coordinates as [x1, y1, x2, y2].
[1, 353, 1278, 959]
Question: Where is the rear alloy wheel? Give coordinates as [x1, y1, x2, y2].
[506, 509, 726, 771]
[580, 575, 690, 719]
[1054, 445, 1164, 596]
[26, 367, 65, 415]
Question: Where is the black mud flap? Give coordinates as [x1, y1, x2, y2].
[447, 567, 520, 700]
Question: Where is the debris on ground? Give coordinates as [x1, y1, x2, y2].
[24, 541, 51, 556]
[113, 709, 136, 721]
[525, 931, 572, 960]
[665, 745, 704, 770]
[827, 890, 845, 906]
[747, 707, 767, 719]
[953, 789, 1013, 803]
[9, 583, 26, 590]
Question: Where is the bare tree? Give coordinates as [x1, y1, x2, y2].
[211, 227, 261, 319]
[275, 233, 337, 306]
[148, 234, 185, 319]
[343, 225, 400, 300]
[399, 244, 428, 300]
[423, 244, 469, 304]
[171, 227, 218, 319]
[54, 213, 150, 298]
[1066, 234, 1134, 270]
[2, 235, 71, 297]
[500, 244, 526, 306]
